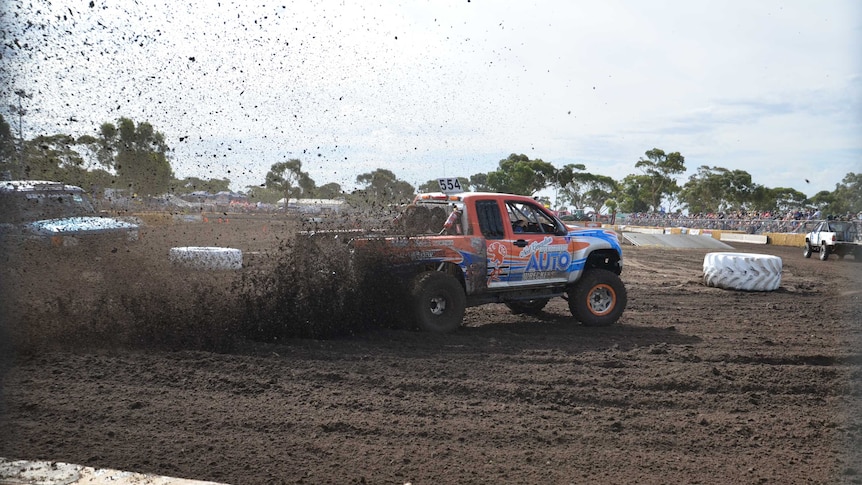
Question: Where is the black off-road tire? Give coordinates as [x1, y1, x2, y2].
[568, 269, 627, 327]
[820, 243, 830, 261]
[505, 298, 550, 315]
[411, 271, 466, 333]
[803, 242, 812, 259]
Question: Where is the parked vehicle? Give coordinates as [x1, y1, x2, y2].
[0, 180, 139, 248]
[353, 189, 625, 332]
[803, 220, 861, 261]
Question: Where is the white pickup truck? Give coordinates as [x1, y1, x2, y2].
[803, 220, 862, 261]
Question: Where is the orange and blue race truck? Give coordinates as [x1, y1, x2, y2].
[352, 180, 625, 332]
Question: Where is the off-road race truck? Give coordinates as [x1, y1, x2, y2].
[803, 220, 862, 261]
[353, 187, 625, 332]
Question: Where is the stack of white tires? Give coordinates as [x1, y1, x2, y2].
[703, 252, 782, 291]
[169, 247, 243, 270]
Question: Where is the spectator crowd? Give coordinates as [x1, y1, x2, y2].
[622, 209, 862, 235]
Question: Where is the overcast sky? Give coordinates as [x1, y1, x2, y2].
[2, 0, 860, 199]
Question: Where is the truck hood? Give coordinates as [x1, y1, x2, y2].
[25, 216, 139, 235]
[566, 227, 623, 254]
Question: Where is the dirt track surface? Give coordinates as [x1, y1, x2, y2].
[1, 219, 861, 484]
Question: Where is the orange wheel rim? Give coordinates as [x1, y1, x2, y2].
[586, 283, 616, 316]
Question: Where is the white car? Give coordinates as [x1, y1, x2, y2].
[803, 220, 861, 261]
[0, 180, 139, 248]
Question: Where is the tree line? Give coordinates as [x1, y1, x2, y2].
[0, 115, 230, 196]
[1, 115, 859, 216]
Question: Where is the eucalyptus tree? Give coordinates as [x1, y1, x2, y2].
[315, 182, 344, 199]
[809, 190, 837, 213]
[555, 163, 618, 212]
[582, 174, 619, 213]
[265, 159, 316, 201]
[485, 153, 556, 196]
[21, 134, 85, 181]
[87, 117, 174, 196]
[770, 187, 808, 212]
[355, 168, 415, 205]
[173, 176, 231, 194]
[680, 166, 758, 213]
[633, 148, 685, 212]
[832, 172, 862, 214]
[468, 173, 491, 192]
[617, 174, 652, 213]
[554, 163, 589, 208]
[807, 173, 862, 215]
[680, 166, 725, 213]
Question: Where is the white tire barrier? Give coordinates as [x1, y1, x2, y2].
[169, 246, 243, 270]
[703, 252, 782, 291]
[0, 457, 229, 485]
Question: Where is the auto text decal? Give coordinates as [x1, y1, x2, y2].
[520, 236, 570, 272]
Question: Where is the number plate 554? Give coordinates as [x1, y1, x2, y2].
[437, 178, 463, 194]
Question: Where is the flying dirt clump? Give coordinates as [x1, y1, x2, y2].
[1, 230, 411, 355]
[233, 233, 411, 341]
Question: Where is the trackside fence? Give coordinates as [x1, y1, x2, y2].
[611, 219, 862, 247]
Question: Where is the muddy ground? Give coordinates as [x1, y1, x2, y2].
[1, 215, 860, 484]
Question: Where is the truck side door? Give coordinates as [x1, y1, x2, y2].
[474, 199, 510, 289]
[473, 198, 569, 288]
[502, 200, 570, 287]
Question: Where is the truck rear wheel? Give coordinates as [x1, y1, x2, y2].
[820, 243, 830, 261]
[505, 299, 549, 315]
[411, 271, 466, 333]
[568, 269, 626, 327]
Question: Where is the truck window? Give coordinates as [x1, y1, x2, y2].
[476, 200, 505, 239]
[506, 201, 559, 234]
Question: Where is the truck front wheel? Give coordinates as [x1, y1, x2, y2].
[568, 269, 627, 327]
[411, 272, 466, 333]
[820, 243, 830, 261]
[803, 242, 812, 258]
